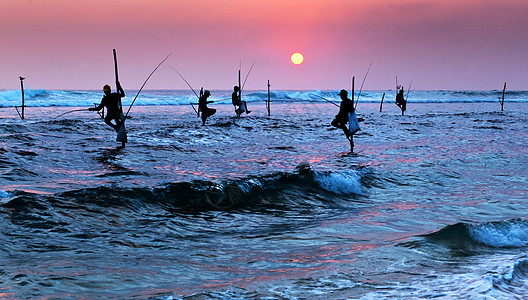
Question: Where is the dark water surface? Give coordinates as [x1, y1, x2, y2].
[0, 102, 527, 299]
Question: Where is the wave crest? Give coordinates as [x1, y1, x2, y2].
[426, 219, 528, 248]
[2, 165, 366, 213]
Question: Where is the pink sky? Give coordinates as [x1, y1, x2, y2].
[1, 0, 527, 91]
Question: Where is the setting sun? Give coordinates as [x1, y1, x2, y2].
[291, 52, 304, 65]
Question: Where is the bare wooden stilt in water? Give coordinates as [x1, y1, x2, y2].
[267, 80, 271, 116]
[350, 76, 355, 152]
[351, 76, 355, 101]
[15, 76, 26, 119]
[379, 93, 385, 112]
[238, 69, 241, 116]
[500, 82, 506, 111]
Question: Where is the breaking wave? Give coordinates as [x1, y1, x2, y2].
[2, 165, 366, 213]
[492, 258, 528, 296]
[313, 169, 364, 195]
[0, 189, 11, 199]
[1, 89, 527, 108]
[425, 219, 528, 248]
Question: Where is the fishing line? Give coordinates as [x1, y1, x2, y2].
[241, 60, 256, 92]
[54, 108, 89, 119]
[169, 66, 199, 99]
[124, 53, 172, 118]
[169, 65, 204, 115]
[355, 60, 374, 109]
[310, 93, 339, 107]
[405, 76, 414, 101]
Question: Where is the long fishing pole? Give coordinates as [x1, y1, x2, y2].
[54, 108, 89, 119]
[355, 60, 374, 109]
[169, 66, 201, 115]
[405, 76, 414, 101]
[169, 66, 199, 99]
[241, 60, 256, 91]
[311, 93, 339, 107]
[124, 53, 172, 118]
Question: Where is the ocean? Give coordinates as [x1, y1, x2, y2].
[0, 89, 527, 299]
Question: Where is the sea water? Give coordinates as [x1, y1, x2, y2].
[0, 90, 527, 299]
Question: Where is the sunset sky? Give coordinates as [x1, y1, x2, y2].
[1, 0, 527, 91]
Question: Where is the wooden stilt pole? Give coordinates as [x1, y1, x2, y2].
[20, 77, 25, 119]
[267, 79, 271, 116]
[113, 49, 127, 147]
[113, 49, 122, 115]
[15, 76, 26, 119]
[238, 69, 241, 101]
[350, 76, 355, 153]
[351, 76, 355, 101]
[380, 92, 385, 112]
[236, 69, 241, 117]
[500, 82, 506, 111]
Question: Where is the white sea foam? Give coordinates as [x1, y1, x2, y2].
[1, 89, 527, 108]
[467, 220, 528, 248]
[0, 189, 11, 199]
[313, 170, 363, 195]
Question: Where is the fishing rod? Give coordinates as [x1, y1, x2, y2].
[169, 66, 199, 99]
[124, 53, 172, 118]
[405, 76, 414, 101]
[355, 60, 374, 109]
[311, 93, 339, 107]
[241, 60, 256, 92]
[169, 65, 202, 115]
[54, 108, 90, 119]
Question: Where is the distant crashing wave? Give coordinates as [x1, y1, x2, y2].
[425, 219, 528, 248]
[2, 165, 365, 212]
[0, 189, 11, 199]
[1, 89, 528, 107]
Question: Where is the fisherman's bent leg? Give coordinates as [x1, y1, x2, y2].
[104, 115, 119, 132]
[243, 101, 251, 113]
[331, 119, 349, 137]
[114, 117, 122, 130]
[340, 125, 349, 137]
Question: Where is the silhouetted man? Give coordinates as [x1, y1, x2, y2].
[89, 82, 125, 132]
[231, 85, 251, 117]
[199, 90, 216, 125]
[331, 89, 357, 150]
[395, 86, 406, 113]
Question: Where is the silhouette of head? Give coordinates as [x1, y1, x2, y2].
[338, 89, 348, 98]
[103, 85, 111, 94]
[204, 90, 211, 97]
[234, 86, 240, 91]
